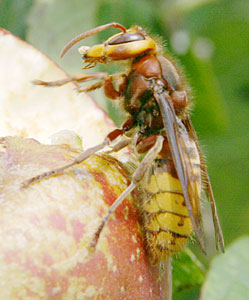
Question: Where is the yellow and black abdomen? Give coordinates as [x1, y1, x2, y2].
[139, 138, 201, 265]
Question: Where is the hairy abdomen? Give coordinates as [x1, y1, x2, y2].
[139, 138, 201, 265]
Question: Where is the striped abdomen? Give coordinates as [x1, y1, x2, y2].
[139, 137, 201, 265]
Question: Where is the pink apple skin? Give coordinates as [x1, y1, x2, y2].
[0, 136, 170, 300]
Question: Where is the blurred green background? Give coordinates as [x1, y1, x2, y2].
[1, 0, 248, 297]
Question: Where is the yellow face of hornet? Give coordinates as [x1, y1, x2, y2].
[78, 27, 158, 63]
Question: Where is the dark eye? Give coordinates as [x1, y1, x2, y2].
[107, 33, 144, 45]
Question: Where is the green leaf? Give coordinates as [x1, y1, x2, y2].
[0, 0, 32, 39]
[179, 50, 229, 136]
[201, 236, 249, 300]
[172, 249, 205, 299]
[96, 0, 161, 37]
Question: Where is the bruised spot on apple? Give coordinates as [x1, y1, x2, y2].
[0, 136, 171, 300]
[47, 210, 67, 232]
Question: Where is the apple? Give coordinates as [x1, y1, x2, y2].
[0, 29, 171, 299]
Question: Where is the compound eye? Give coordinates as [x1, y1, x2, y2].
[107, 32, 145, 45]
